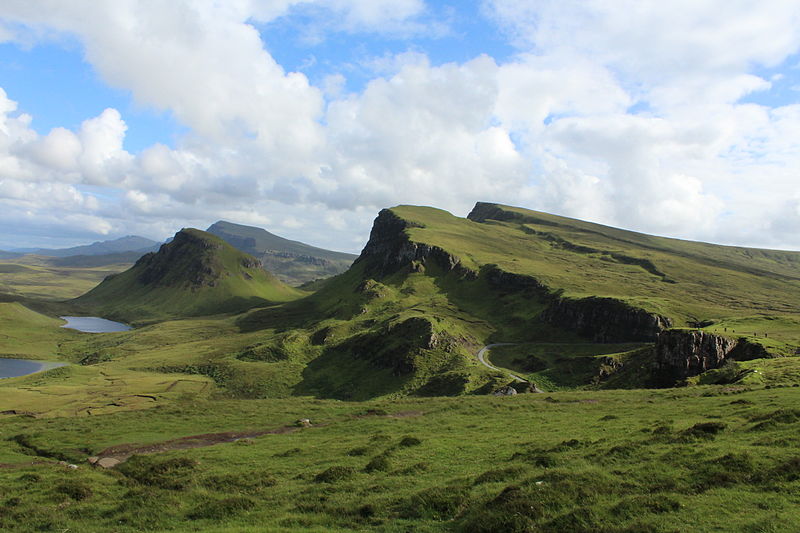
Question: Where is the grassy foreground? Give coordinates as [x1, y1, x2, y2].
[1, 386, 799, 532]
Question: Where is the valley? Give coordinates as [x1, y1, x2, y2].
[0, 202, 799, 532]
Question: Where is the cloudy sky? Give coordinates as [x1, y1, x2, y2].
[1, 1, 800, 253]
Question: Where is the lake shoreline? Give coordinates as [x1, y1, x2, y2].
[60, 316, 131, 333]
[0, 358, 67, 379]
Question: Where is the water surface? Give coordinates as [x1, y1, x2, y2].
[60, 316, 131, 333]
[0, 358, 66, 379]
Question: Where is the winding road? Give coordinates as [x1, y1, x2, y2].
[477, 343, 544, 392]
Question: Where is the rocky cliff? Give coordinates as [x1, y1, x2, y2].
[654, 330, 738, 378]
[541, 296, 672, 342]
[356, 209, 477, 279]
[654, 329, 772, 380]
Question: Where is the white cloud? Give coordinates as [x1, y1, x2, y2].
[0, 1, 800, 252]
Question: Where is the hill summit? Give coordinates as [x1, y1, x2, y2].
[74, 228, 302, 322]
[207, 220, 356, 285]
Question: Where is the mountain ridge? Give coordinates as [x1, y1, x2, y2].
[10, 235, 161, 258]
[73, 228, 302, 323]
[207, 220, 356, 285]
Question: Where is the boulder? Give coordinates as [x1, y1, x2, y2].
[493, 386, 518, 396]
[96, 457, 121, 469]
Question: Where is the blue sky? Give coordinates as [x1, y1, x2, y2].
[0, 1, 799, 252]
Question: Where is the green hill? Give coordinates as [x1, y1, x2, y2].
[235, 202, 800, 398]
[73, 228, 303, 323]
[207, 220, 356, 285]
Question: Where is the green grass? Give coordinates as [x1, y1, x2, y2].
[2, 202, 800, 531]
[1, 387, 800, 531]
[73, 229, 305, 323]
[394, 204, 800, 331]
[0, 302, 70, 359]
[0, 256, 131, 300]
[487, 342, 646, 390]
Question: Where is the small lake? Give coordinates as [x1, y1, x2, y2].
[0, 358, 66, 379]
[60, 316, 131, 333]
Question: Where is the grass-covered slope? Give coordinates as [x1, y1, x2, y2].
[0, 255, 132, 301]
[73, 228, 303, 323]
[207, 220, 357, 285]
[233, 202, 800, 396]
[1, 387, 800, 532]
[466, 202, 800, 322]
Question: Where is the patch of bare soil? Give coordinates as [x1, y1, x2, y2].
[93, 425, 299, 467]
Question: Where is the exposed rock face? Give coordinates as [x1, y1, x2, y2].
[356, 209, 477, 279]
[542, 296, 672, 342]
[654, 330, 738, 377]
[135, 229, 236, 289]
[493, 385, 518, 396]
[484, 265, 549, 296]
[329, 316, 452, 376]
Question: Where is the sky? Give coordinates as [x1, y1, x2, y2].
[1, 1, 800, 253]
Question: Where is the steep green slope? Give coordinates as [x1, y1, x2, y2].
[207, 220, 356, 285]
[236, 202, 800, 397]
[73, 229, 303, 323]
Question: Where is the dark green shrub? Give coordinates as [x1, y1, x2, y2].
[510, 448, 557, 467]
[364, 454, 392, 473]
[55, 480, 93, 501]
[474, 466, 525, 485]
[274, 447, 302, 457]
[398, 462, 430, 475]
[4, 497, 21, 507]
[347, 446, 370, 456]
[613, 494, 681, 518]
[749, 409, 800, 431]
[399, 483, 470, 520]
[314, 466, 356, 483]
[188, 496, 255, 520]
[691, 453, 755, 492]
[398, 436, 422, 447]
[679, 421, 726, 441]
[116, 455, 198, 490]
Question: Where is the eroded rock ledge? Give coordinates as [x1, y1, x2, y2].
[356, 209, 477, 279]
[654, 330, 770, 378]
[542, 297, 672, 343]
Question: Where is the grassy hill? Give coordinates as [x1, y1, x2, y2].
[207, 220, 356, 286]
[2, 203, 800, 531]
[229, 202, 800, 397]
[72, 228, 303, 323]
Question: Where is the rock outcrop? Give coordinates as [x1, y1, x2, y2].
[356, 209, 477, 279]
[654, 330, 738, 377]
[541, 296, 672, 342]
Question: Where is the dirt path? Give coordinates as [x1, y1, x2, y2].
[92, 425, 299, 466]
[477, 343, 544, 392]
[88, 409, 426, 468]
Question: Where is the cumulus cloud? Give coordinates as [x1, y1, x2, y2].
[0, 1, 799, 251]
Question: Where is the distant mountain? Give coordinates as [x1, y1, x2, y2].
[206, 220, 357, 285]
[73, 228, 303, 322]
[48, 251, 151, 268]
[14, 235, 161, 258]
[0, 250, 21, 259]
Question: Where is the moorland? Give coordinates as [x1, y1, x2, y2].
[1, 202, 799, 532]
